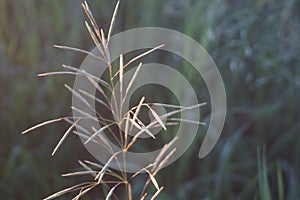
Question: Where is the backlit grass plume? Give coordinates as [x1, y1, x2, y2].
[22, 1, 206, 199]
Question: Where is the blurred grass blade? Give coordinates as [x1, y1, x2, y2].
[154, 148, 176, 175]
[72, 184, 97, 200]
[22, 117, 64, 134]
[54, 45, 103, 60]
[43, 182, 92, 200]
[129, 118, 155, 139]
[85, 21, 105, 58]
[52, 119, 80, 156]
[149, 107, 167, 130]
[154, 137, 178, 169]
[141, 193, 148, 200]
[132, 96, 145, 122]
[79, 89, 111, 110]
[71, 106, 98, 122]
[119, 54, 124, 117]
[62, 65, 110, 89]
[123, 44, 165, 69]
[150, 187, 164, 200]
[38, 71, 79, 77]
[167, 118, 206, 125]
[106, 1, 120, 47]
[65, 84, 93, 110]
[131, 164, 154, 178]
[159, 102, 207, 120]
[73, 131, 100, 144]
[62, 171, 96, 177]
[95, 151, 120, 181]
[277, 162, 284, 200]
[113, 44, 164, 78]
[123, 62, 142, 102]
[257, 147, 271, 200]
[84, 123, 115, 144]
[82, 1, 100, 40]
[145, 170, 159, 190]
[91, 126, 114, 153]
[105, 183, 120, 200]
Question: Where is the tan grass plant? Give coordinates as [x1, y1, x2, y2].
[23, 1, 206, 199]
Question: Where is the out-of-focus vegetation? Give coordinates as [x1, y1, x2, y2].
[0, 0, 299, 199]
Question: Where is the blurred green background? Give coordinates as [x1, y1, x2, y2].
[1, 0, 299, 199]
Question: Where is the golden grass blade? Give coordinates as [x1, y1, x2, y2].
[43, 182, 92, 200]
[100, 28, 107, 47]
[84, 160, 124, 181]
[133, 117, 156, 139]
[123, 44, 165, 69]
[95, 151, 120, 181]
[154, 148, 177, 175]
[91, 127, 114, 153]
[126, 128, 149, 150]
[167, 118, 206, 125]
[84, 123, 115, 144]
[123, 62, 142, 103]
[74, 188, 84, 200]
[125, 126, 155, 151]
[119, 54, 124, 117]
[73, 131, 101, 145]
[86, 76, 104, 95]
[132, 96, 145, 122]
[100, 28, 111, 62]
[152, 122, 178, 127]
[153, 137, 178, 169]
[101, 28, 106, 44]
[65, 117, 89, 134]
[62, 171, 96, 177]
[52, 119, 80, 156]
[105, 183, 120, 200]
[113, 44, 165, 78]
[62, 65, 110, 89]
[85, 76, 112, 109]
[140, 193, 148, 200]
[79, 89, 111, 110]
[157, 102, 207, 110]
[145, 170, 159, 190]
[38, 71, 79, 77]
[158, 102, 207, 120]
[131, 163, 154, 179]
[150, 186, 164, 200]
[148, 107, 167, 130]
[127, 183, 132, 200]
[71, 106, 98, 122]
[65, 84, 93, 109]
[150, 102, 189, 109]
[78, 160, 97, 177]
[22, 117, 64, 134]
[124, 113, 130, 148]
[84, 160, 103, 169]
[54, 45, 103, 61]
[106, 1, 120, 47]
[64, 117, 89, 133]
[85, 21, 105, 58]
[72, 184, 97, 200]
[128, 116, 155, 139]
[128, 118, 142, 130]
[127, 101, 205, 150]
[71, 107, 113, 126]
[84, 162, 124, 182]
[82, 1, 100, 40]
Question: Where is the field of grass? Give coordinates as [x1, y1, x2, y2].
[1, 0, 299, 199]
